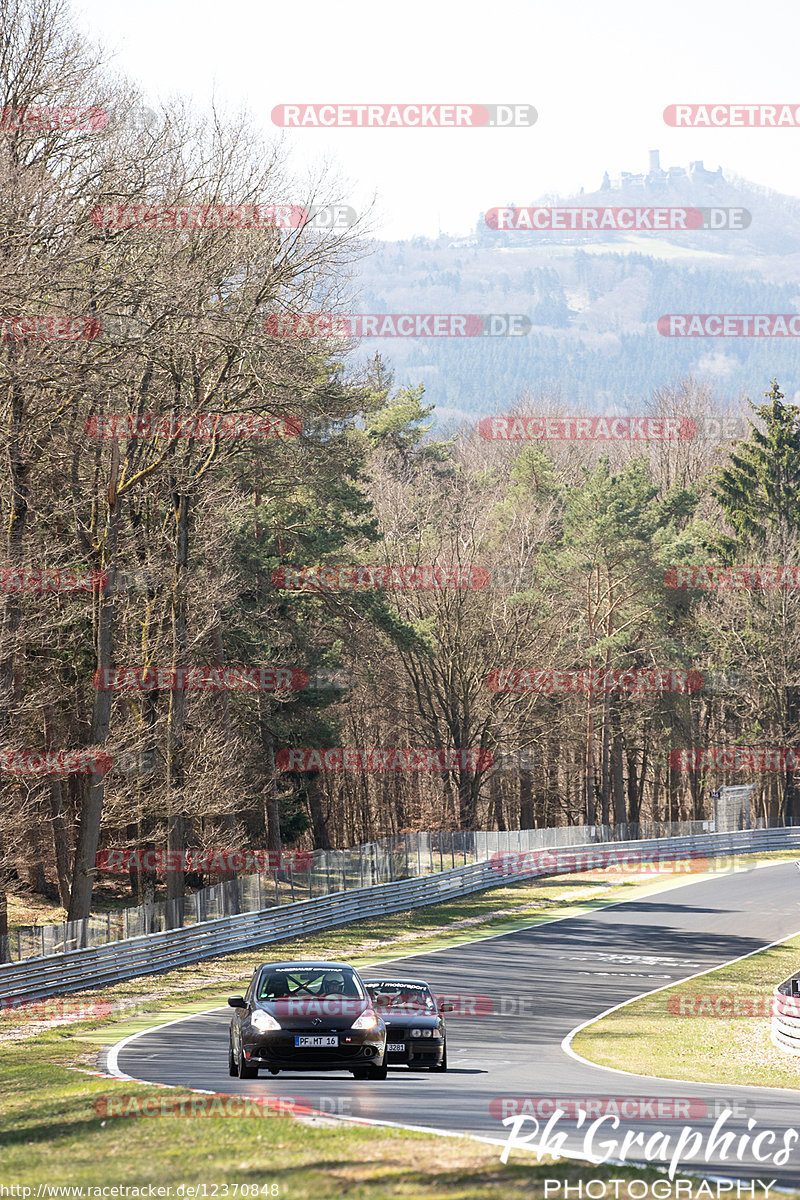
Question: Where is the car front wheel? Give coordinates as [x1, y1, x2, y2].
[228, 1038, 237, 1077]
[237, 1040, 258, 1079]
[431, 1043, 447, 1072]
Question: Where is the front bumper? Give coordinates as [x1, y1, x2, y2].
[243, 1030, 385, 1069]
[385, 1038, 444, 1067]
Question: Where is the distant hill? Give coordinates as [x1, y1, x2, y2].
[349, 153, 800, 425]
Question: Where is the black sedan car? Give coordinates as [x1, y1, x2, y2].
[363, 978, 451, 1070]
[228, 960, 387, 1079]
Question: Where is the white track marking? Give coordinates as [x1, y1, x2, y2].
[106, 863, 739, 1076]
[561, 922, 800, 1097]
[101, 860, 800, 1182]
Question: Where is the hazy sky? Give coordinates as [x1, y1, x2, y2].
[71, 0, 800, 241]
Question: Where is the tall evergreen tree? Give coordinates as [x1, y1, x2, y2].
[713, 380, 800, 555]
[712, 380, 800, 824]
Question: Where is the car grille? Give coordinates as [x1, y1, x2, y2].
[255, 1045, 366, 1061]
[387, 1039, 441, 1061]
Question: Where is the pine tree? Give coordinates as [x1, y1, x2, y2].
[712, 379, 800, 824]
[713, 379, 800, 556]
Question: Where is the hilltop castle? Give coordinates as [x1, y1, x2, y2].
[601, 150, 724, 191]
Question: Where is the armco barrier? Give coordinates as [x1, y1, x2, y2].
[771, 970, 800, 1056]
[1, 826, 798, 1003]
[9, 821, 712, 962]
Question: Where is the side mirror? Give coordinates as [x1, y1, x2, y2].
[439, 1001, 455, 1012]
[227, 996, 247, 1008]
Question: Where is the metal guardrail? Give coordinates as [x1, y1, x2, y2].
[0, 860, 501, 1004]
[771, 954, 800, 1056]
[1, 826, 798, 1004]
[9, 820, 715, 962]
[771, 986, 800, 1055]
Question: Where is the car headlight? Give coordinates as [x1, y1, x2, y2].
[351, 1010, 379, 1031]
[250, 1009, 280, 1033]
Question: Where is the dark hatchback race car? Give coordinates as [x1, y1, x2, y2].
[363, 978, 451, 1070]
[228, 960, 387, 1079]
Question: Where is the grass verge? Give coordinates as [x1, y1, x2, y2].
[2, 853, 798, 1197]
[573, 927, 800, 1091]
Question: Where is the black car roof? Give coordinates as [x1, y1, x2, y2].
[362, 978, 432, 986]
[254, 961, 360, 972]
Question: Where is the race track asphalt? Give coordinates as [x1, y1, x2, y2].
[109, 861, 800, 1185]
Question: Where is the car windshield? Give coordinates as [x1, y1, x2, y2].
[257, 967, 364, 1001]
[366, 982, 436, 1013]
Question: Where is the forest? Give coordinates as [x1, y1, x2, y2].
[2, 0, 799, 954]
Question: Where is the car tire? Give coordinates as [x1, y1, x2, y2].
[268, 1067, 280, 1076]
[237, 1041, 258, 1079]
[431, 1044, 448, 1071]
[351, 1067, 369, 1079]
[228, 1038, 237, 1077]
[368, 1064, 388, 1080]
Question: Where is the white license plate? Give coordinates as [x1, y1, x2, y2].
[294, 1035, 338, 1048]
[387, 1042, 406, 1052]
